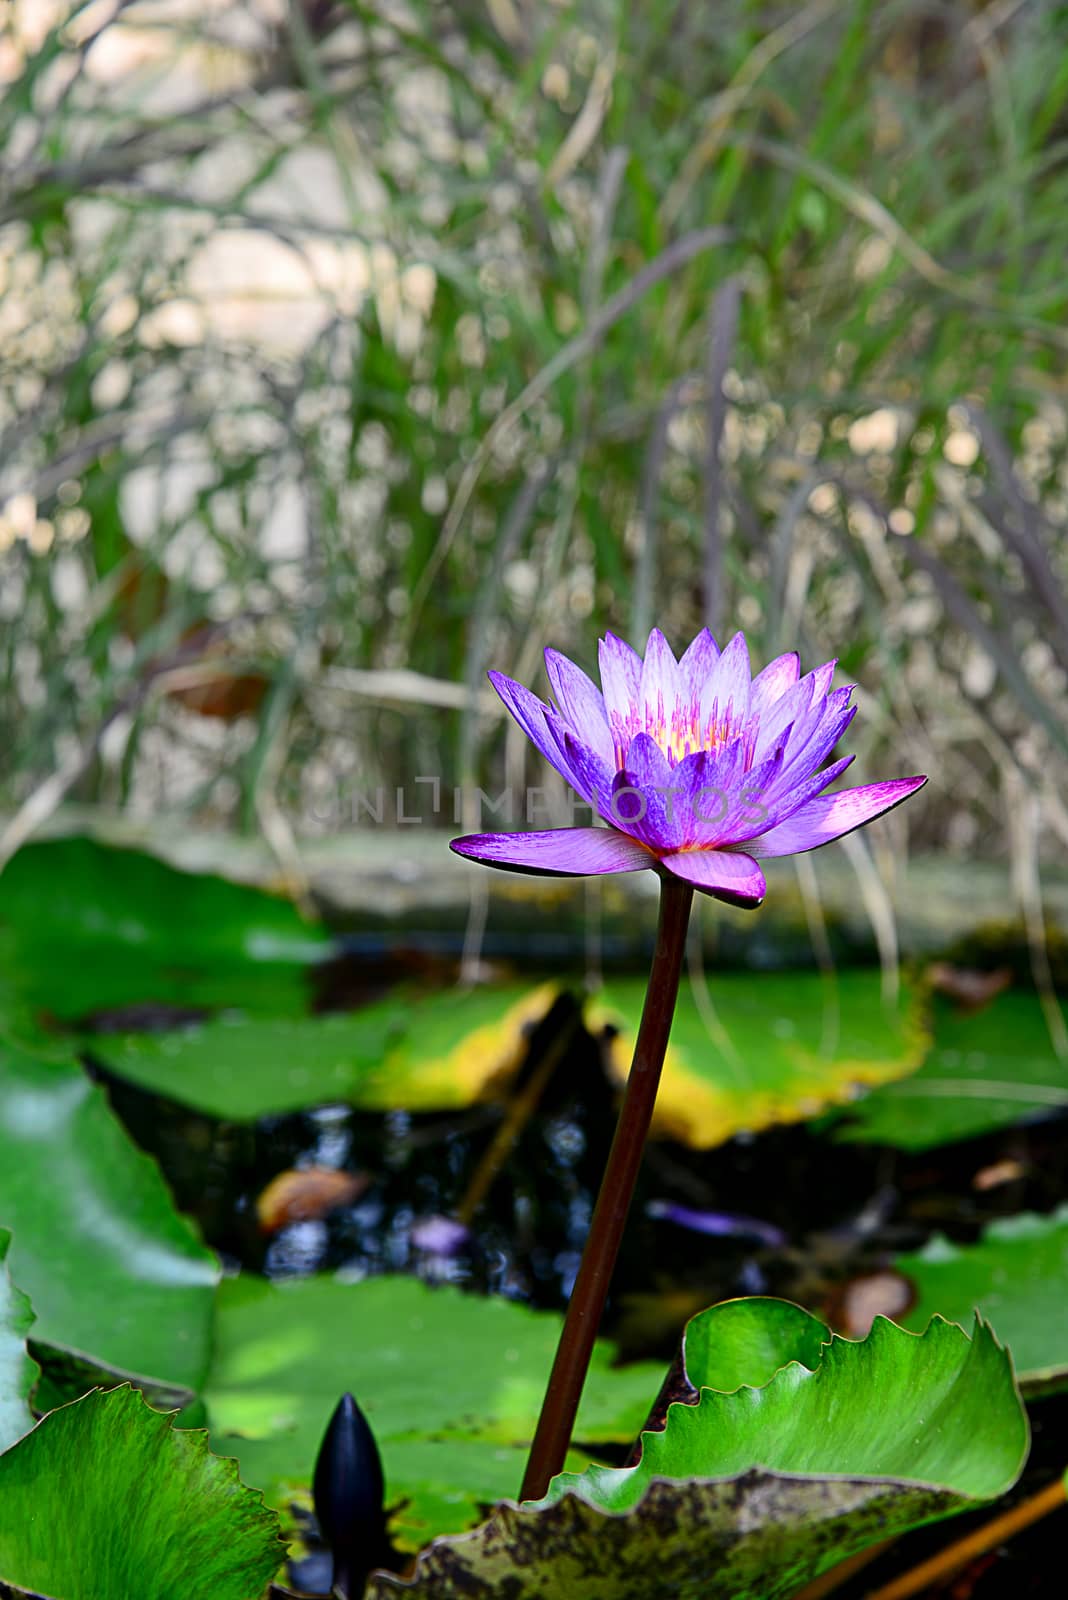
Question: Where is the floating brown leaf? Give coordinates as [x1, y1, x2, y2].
[256, 1168, 370, 1234]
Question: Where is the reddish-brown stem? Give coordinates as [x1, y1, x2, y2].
[518, 874, 695, 1502]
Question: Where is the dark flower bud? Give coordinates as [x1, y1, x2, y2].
[312, 1393, 387, 1599]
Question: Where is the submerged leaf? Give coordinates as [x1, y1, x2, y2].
[0, 1232, 36, 1453]
[367, 1308, 1027, 1600]
[256, 1168, 371, 1234]
[203, 1274, 662, 1549]
[834, 990, 1068, 1149]
[591, 971, 925, 1148]
[826, 1271, 915, 1338]
[897, 1206, 1068, 1393]
[0, 1042, 219, 1398]
[0, 1386, 284, 1600]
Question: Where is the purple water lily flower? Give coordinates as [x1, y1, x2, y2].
[451, 629, 925, 909]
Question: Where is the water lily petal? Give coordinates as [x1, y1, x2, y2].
[538, 710, 603, 808]
[753, 660, 834, 762]
[777, 687, 857, 784]
[678, 628, 720, 701]
[598, 631, 643, 736]
[700, 630, 751, 732]
[616, 732, 683, 850]
[750, 651, 800, 713]
[561, 730, 617, 821]
[730, 753, 855, 843]
[749, 776, 928, 857]
[700, 748, 788, 845]
[487, 671, 570, 778]
[450, 828, 654, 876]
[487, 670, 606, 812]
[647, 1199, 786, 1249]
[638, 627, 681, 730]
[659, 847, 766, 908]
[671, 738, 754, 844]
[544, 649, 613, 765]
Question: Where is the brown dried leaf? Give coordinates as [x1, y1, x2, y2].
[256, 1168, 370, 1234]
[927, 963, 1012, 1014]
[826, 1272, 915, 1339]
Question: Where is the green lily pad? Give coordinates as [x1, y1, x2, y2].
[372, 1434, 594, 1552]
[681, 1296, 827, 1392]
[897, 1207, 1068, 1393]
[368, 1308, 1027, 1599]
[590, 971, 926, 1148]
[86, 983, 559, 1120]
[0, 835, 329, 1031]
[0, 1041, 219, 1395]
[0, 1386, 284, 1600]
[203, 1273, 663, 1548]
[0, 1231, 36, 1453]
[833, 990, 1068, 1150]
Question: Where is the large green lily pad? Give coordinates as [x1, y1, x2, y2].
[86, 983, 558, 1120]
[368, 1307, 1027, 1599]
[834, 990, 1068, 1149]
[0, 1231, 36, 1452]
[0, 835, 329, 1030]
[0, 1041, 219, 1395]
[590, 971, 926, 1148]
[203, 1273, 663, 1549]
[0, 1386, 284, 1600]
[897, 1206, 1068, 1393]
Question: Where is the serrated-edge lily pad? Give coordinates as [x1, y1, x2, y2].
[589, 971, 926, 1149]
[0, 1041, 219, 1395]
[681, 1296, 828, 1394]
[897, 1206, 1068, 1393]
[368, 1313, 1027, 1600]
[0, 1231, 37, 1453]
[0, 1386, 285, 1600]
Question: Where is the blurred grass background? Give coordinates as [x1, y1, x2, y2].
[2, 0, 1068, 889]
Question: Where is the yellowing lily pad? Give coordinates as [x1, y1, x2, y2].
[589, 971, 926, 1149]
[367, 982, 561, 1110]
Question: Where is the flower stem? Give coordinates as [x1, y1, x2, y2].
[518, 874, 695, 1502]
